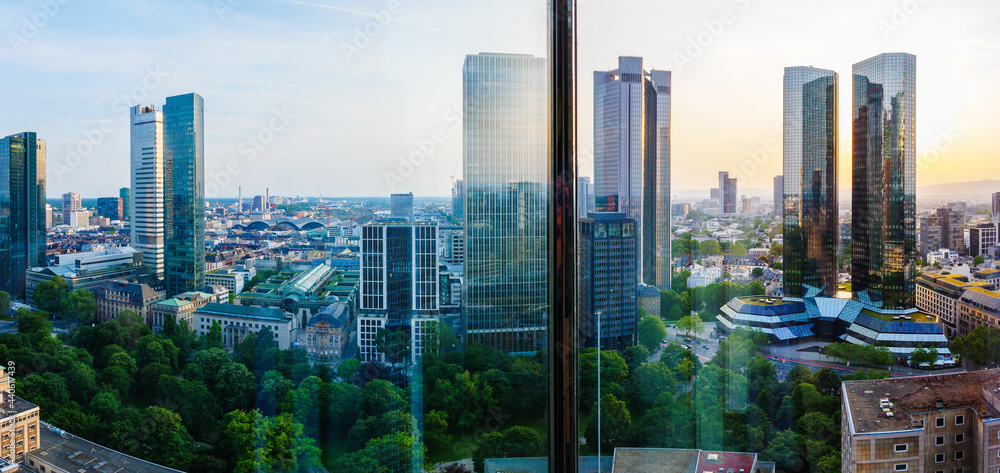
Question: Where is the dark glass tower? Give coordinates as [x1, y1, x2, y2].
[0, 133, 46, 299]
[120, 187, 130, 222]
[578, 212, 638, 350]
[164, 93, 206, 296]
[851, 53, 916, 309]
[783, 66, 839, 298]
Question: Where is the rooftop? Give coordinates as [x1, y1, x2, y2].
[29, 426, 183, 473]
[0, 392, 38, 417]
[195, 303, 288, 321]
[844, 369, 1000, 434]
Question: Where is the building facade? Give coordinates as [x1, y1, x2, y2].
[773, 175, 783, 217]
[718, 171, 737, 215]
[919, 207, 965, 259]
[150, 291, 216, 331]
[96, 279, 164, 322]
[25, 246, 151, 297]
[389, 192, 414, 222]
[0, 371, 40, 465]
[61, 192, 80, 225]
[193, 303, 297, 350]
[916, 273, 994, 338]
[593, 56, 672, 287]
[304, 302, 349, 362]
[205, 267, 246, 295]
[578, 212, 638, 350]
[0, 132, 46, 299]
[164, 93, 206, 296]
[451, 179, 463, 220]
[130, 105, 166, 280]
[969, 223, 998, 257]
[96, 197, 123, 221]
[783, 66, 839, 298]
[851, 53, 917, 309]
[462, 52, 549, 353]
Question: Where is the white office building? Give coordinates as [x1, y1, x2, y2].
[130, 105, 166, 279]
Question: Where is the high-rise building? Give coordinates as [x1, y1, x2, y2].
[62, 191, 80, 224]
[462, 52, 548, 353]
[164, 93, 206, 296]
[252, 195, 265, 212]
[358, 221, 438, 364]
[44, 204, 52, 230]
[130, 105, 166, 280]
[718, 171, 737, 214]
[0, 132, 46, 299]
[96, 197, 123, 221]
[919, 208, 965, 258]
[577, 176, 591, 219]
[969, 223, 998, 257]
[578, 212, 638, 350]
[773, 175, 783, 217]
[451, 179, 464, 220]
[390, 192, 414, 222]
[851, 53, 917, 309]
[782, 66, 839, 298]
[593, 56, 671, 287]
[119, 187, 130, 221]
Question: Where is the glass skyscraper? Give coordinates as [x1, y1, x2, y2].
[462, 53, 548, 354]
[578, 212, 638, 350]
[0, 132, 46, 299]
[783, 66, 839, 298]
[593, 57, 671, 288]
[119, 187, 130, 222]
[851, 53, 917, 309]
[164, 93, 206, 296]
[130, 105, 166, 280]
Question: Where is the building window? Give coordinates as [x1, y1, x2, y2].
[956, 415, 965, 425]
[955, 451, 964, 461]
[894, 444, 908, 452]
[936, 435, 945, 446]
[955, 433, 964, 443]
[936, 417, 945, 427]
[936, 453, 945, 463]
[895, 465, 907, 472]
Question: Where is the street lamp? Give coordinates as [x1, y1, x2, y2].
[596, 309, 601, 472]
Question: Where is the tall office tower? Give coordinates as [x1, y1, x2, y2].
[773, 175, 783, 217]
[164, 93, 206, 296]
[390, 192, 414, 222]
[96, 197, 123, 221]
[0, 133, 46, 299]
[593, 56, 672, 287]
[61, 192, 80, 224]
[463, 52, 548, 353]
[119, 188, 130, 222]
[130, 105, 166, 280]
[358, 221, 439, 364]
[45, 204, 52, 230]
[577, 177, 591, 219]
[252, 195, 264, 212]
[782, 66, 839, 298]
[918, 207, 965, 258]
[578, 212, 638, 350]
[851, 53, 917, 309]
[451, 180, 464, 220]
[718, 171, 737, 214]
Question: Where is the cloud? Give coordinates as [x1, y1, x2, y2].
[273, 0, 436, 31]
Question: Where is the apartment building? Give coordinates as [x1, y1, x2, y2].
[916, 273, 995, 338]
[957, 287, 1000, 337]
[0, 371, 40, 465]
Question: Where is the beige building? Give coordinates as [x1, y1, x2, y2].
[95, 280, 164, 322]
[916, 273, 994, 338]
[843, 370, 1000, 473]
[149, 291, 216, 331]
[304, 303, 349, 362]
[0, 371, 40, 466]
[956, 287, 1000, 337]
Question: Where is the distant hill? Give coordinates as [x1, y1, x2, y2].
[917, 180, 1000, 199]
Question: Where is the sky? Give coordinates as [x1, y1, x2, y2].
[1, 0, 998, 199]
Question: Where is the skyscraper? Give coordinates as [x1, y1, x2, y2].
[783, 66, 839, 298]
[61, 192, 80, 224]
[96, 197, 123, 221]
[164, 93, 206, 296]
[577, 176, 591, 219]
[918, 207, 964, 258]
[593, 56, 671, 287]
[851, 53, 916, 309]
[718, 171, 737, 214]
[451, 179, 464, 220]
[462, 52, 548, 353]
[0, 132, 46, 299]
[130, 105, 165, 280]
[773, 175, 783, 217]
[119, 187, 130, 222]
[578, 212, 638, 350]
[390, 192, 414, 222]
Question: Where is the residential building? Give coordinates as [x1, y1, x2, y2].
[842, 370, 1000, 473]
[164, 93, 206, 295]
[593, 56, 672, 287]
[96, 279, 164, 322]
[463, 52, 548, 353]
[358, 221, 439, 363]
[957, 286, 1000, 337]
[783, 66, 839, 298]
[970, 223, 998, 257]
[120, 187, 130, 222]
[917, 273, 994, 338]
[25, 246, 151, 296]
[0, 132, 46, 299]
[773, 175, 783, 216]
[718, 171, 737, 215]
[578, 212, 638, 350]
[149, 291, 216, 331]
[61, 192, 80, 224]
[919, 207, 966, 258]
[637, 283, 661, 317]
[851, 53, 917, 310]
[130, 105, 166, 279]
[205, 266, 246, 295]
[304, 302, 350, 362]
[96, 197, 123, 221]
[0, 370, 41, 465]
[390, 192, 414, 222]
[193, 303, 298, 350]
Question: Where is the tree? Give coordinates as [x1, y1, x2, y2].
[64, 289, 98, 324]
[0, 291, 10, 318]
[761, 430, 808, 472]
[974, 255, 986, 266]
[206, 320, 223, 349]
[33, 276, 69, 315]
[472, 426, 544, 473]
[730, 242, 748, 257]
[216, 362, 255, 413]
[637, 314, 667, 351]
[442, 371, 497, 429]
[700, 239, 721, 255]
[584, 393, 632, 451]
[910, 346, 939, 367]
[950, 336, 966, 361]
[751, 267, 764, 278]
[629, 362, 677, 409]
[292, 376, 324, 439]
[337, 358, 361, 381]
[814, 367, 841, 395]
[578, 349, 629, 409]
[622, 345, 650, 373]
[425, 320, 457, 354]
[424, 409, 450, 453]
[126, 406, 195, 470]
[677, 315, 704, 338]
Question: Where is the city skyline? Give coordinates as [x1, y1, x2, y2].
[3, 1, 998, 197]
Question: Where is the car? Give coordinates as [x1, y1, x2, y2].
[684, 337, 693, 343]
[680, 344, 691, 350]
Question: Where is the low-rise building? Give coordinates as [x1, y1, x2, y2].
[193, 303, 297, 350]
[842, 369, 1000, 473]
[687, 265, 722, 288]
[25, 246, 154, 296]
[149, 291, 216, 331]
[637, 283, 661, 317]
[304, 302, 350, 362]
[957, 286, 1000, 337]
[927, 247, 960, 265]
[0, 371, 40, 465]
[95, 280, 164, 322]
[917, 273, 995, 338]
[205, 267, 246, 295]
